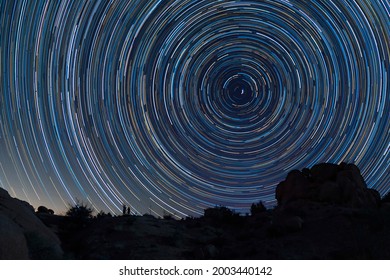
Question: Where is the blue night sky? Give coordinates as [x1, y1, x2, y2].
[0, 0, 389, 217]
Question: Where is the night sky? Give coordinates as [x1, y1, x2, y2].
[0, 0, 389, 217]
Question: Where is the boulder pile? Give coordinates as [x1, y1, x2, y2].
[276, 163, 380, 209]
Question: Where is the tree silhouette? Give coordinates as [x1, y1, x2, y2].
[66, 200, 93, 220]
[250, 201, 266, 216]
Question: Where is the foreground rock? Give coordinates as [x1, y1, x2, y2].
[0, 188, 63, 259]
[276, 163, 380, 209]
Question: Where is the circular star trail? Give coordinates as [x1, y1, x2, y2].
[1, 0, 389, 217]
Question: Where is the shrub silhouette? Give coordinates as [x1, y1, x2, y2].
[66, 200, 93, 220]
[250, 201, 266, 216]
[163, 210, 175, 220]
[163, 213, 174, 220]
[96, 210, 112, 219]
[204, 206, 241, 225]
[204, 206, 234, 219]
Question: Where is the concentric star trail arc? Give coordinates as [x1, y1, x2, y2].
[0, 0, 389, 217]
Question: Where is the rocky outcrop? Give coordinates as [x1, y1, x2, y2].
[276, 163, 380, 209]
[0, 188, 63, 259]
[37, 205, 54, 215]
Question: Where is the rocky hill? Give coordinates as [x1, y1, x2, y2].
[0, 188, 63, 259]
[1, 163, 390, 259]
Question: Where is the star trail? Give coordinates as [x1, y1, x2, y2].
[0, 0, 389, 217]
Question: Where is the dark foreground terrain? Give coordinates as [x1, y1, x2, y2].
[1, 163, 389, 259]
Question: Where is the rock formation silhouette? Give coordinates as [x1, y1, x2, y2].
[0, 188, 63, 259]
[37, 206, 54, 215]
[276, 163, 380, 209]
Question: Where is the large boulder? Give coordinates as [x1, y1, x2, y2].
[0, 188, 63, 259]
[310, 163, 340, 182]
[275, 163, 380, 209]
[0, 213, 29, 259]
[318, 181, 342, 204]
[37, 205, 54, 215]
[276, 170, 311, 206]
